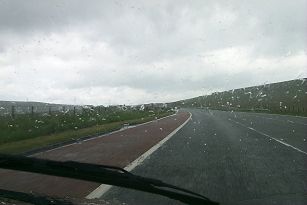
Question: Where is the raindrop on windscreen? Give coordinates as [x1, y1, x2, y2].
[139, 104, 145, 111]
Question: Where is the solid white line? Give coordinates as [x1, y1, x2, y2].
[32, 112, 178, 156]
[86, 112, 192, 199]
[228, 118, 307, 155]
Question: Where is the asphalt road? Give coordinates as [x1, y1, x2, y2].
[0, 112, 190, 199]
[103, 108, 307, 205]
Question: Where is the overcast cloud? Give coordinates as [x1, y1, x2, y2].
[0, 0, 306, 105]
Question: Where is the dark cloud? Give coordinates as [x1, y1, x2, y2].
[0, 0, 306, 105]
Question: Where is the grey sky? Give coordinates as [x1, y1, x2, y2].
[0, 0, 306, 105]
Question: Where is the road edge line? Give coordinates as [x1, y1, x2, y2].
[85, 112, 192, 199]
[228, 118, 307, 155]
[33, 111, 178, 155]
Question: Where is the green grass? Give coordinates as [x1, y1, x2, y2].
[169, 78, 307, 117]
[0, 108, 174, 154]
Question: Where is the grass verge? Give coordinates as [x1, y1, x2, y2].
[0, 112, 174, 154]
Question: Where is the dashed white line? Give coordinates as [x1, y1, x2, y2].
[261, 117, 307, 126]
[233, 112, 307, 126]
[229, 118, 307, 155]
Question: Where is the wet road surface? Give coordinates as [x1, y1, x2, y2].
[104, 108, 307, 205]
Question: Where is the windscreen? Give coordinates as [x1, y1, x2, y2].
[0, 1, 306, 205]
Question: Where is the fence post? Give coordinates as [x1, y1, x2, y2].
[73, 106, 76, 115]
[49, 106, 52, 115]
[31, 106, 34, 117]
[11, 105, 15, 118]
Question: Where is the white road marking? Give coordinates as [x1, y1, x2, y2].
[236, 110, 307, 119]
[86, 112, 192, 199]
[259, 116, 307, 126]
[227, 110, 307, 126]
[32, 112, 178, 156]
[233, 112, 307, 126]
[229, 118, 307, 155]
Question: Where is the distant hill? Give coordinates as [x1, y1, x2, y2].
[1, 79, 306, 116]
[168, 78, 307, 116]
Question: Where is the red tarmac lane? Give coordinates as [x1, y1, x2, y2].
[0, 111, 190, 198]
